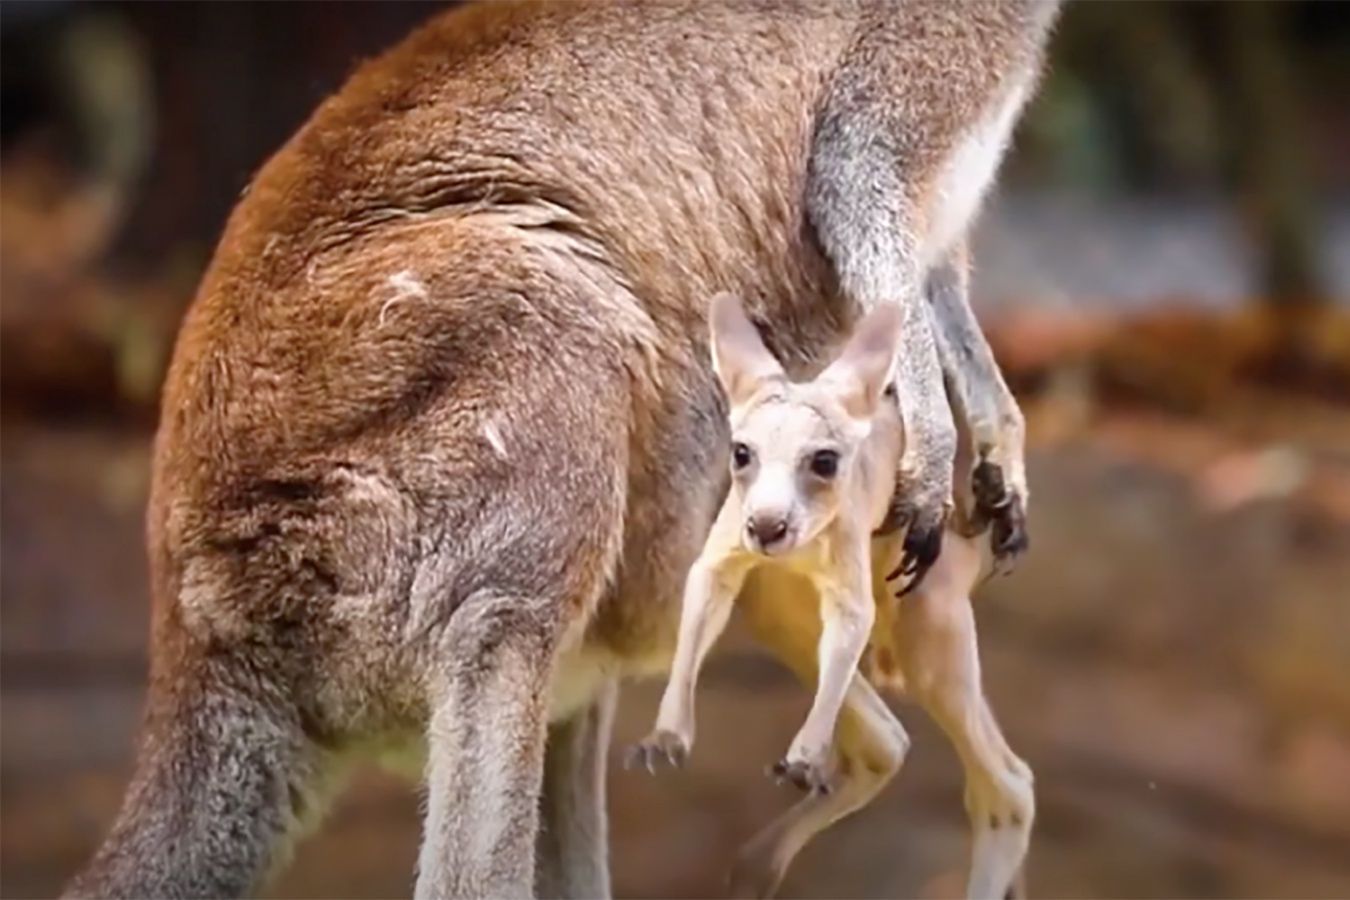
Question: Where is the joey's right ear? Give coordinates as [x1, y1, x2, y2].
[709, 292, 784, 405]
[819, 302, 903, 419]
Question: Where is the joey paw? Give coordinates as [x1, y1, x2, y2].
[768, 756, 833, 795]
[624, 730, 689, 774]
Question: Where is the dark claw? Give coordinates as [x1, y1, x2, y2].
[972, 458, 1010, 521]
[972, 460, 1029, 573]
[769, 759, 832, 795]
[883, 504, 946, 596]
[990, 493, 1029, 573]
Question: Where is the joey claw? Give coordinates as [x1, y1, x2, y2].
[624, 730, 688, 774]
[623, 743, 657, 774]
[769, 758, 833, 795]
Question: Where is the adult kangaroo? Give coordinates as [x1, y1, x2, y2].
[65, 2, 1059, 897]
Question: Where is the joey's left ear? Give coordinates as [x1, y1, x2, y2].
[709, 291, 785, 406]
[819, 303, 903, 419]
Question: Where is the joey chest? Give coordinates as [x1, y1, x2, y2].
[732, 522, 867, 604]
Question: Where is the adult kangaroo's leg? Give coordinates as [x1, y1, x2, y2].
[63, 651, 323, 899]
[894, 534, 1035, 900]
[419, 595, 566, 900]
[535, 681, 618, 900]
[807, 41, 958, 589]
[926, 241, 1029, 568]
[808, 4, 1056, 588]
[412, 229, 632, 900]
[415, 499, 622, 900]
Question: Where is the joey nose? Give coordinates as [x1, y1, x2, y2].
[748, 515, 789, 549]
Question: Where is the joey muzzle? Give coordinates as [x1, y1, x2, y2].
[746, 513, 791, 552]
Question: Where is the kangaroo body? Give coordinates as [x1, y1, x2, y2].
[67, 3, 1058, 897]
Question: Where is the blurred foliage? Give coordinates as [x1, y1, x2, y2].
[1, 1, 1347, 422]
[4, 2, 1346, 276]
[1018, 1, 1350, 303]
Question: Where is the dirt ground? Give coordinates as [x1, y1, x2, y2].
[3, 399, 1349, 899]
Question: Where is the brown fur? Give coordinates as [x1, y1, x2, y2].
[65, 3, 1058, 897]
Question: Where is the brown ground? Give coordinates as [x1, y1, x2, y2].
[3, 390, 1349, 899]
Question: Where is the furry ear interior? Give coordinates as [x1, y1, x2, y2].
[709, 292, 784, 405]
[819, 303, 903, 419]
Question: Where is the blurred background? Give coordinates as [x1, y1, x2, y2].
[2, 1, 1349, 897]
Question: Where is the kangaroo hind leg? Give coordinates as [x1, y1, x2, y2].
[411, 229, 632, 900]
[894, 536, 1034, 900]
[535, 680, 618, 900]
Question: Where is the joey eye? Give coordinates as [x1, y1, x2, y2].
[809, 449, 840, 479]
[732, 442, 754, 470]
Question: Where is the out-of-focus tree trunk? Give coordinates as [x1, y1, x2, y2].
[1218, 1, 1325, 308]
[1105, 2, 1221, 187]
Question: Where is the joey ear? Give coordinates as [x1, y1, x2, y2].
[819, 303, 904, 419]
[709, 292, 784, 405]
